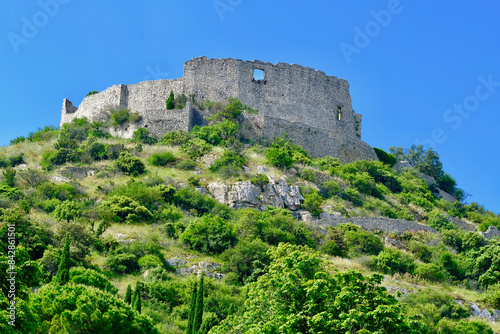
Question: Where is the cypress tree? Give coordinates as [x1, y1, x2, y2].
[124, 284, 132, 304]
[54, 233, 71, 285]
[166, 91, 175, 110]
[132, 282, 142, 314]
[186, 280, 198, 334]
[192, 274, 204, 334]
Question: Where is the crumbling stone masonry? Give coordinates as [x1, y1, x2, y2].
[61, 57, 377, 162]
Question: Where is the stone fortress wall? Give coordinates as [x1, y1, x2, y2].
[61, 57, 377, 162]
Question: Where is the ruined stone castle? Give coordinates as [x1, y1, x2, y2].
[61, 57, 376, 162]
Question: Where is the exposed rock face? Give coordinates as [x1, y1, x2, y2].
[207, 177, 304, 211]
[175, 261, 225, 280]
[456, 300, 500, 322]
[482, 226, 500, 240]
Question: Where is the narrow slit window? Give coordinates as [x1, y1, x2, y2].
[337, 106, 342, 121]
[253, 69, 264, 81]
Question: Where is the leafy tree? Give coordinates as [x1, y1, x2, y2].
[210, 150, 246, 177]
[54, 233, 71, 285]
[125, 284, 133, 304]
[31, 284, 159, 333]
[427, 210, 453, 231]
[211, 243, 425, 334]
[440, 250, 461, 279]
[374, 147, 397, 167]
[16, 168, 48, 188]
[301, 191, 324, 217]
[166, 91, 175, 110]
[265, 135, 309, 169]
[322, 226, 347, 257]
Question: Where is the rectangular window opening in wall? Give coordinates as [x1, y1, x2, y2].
[337, 106, 342, 121]
[253, 69, 265, 84]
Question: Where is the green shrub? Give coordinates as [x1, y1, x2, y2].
[105, 252, 139, 274]
[486, 283, 500, 308]
[181, 138, 212, 158]
[374, 147, 397, 167]
[133, 128, 157, 145]
[110, 108, 131, 126]
[166, 91, 175, 109]
[301, 191, 324, 217]
[99, 195, 153, 223]
[148, 151, 176, 166]
[36, 182, 76, 201]
[69, 267, 118, 294]
[210, 150, 246, 177]
[221, 238, 270, 284]
[312, 156, 342, 172]
[440, 250, 462, 279]
[2, 168, 16, 187]
[341, 187, 363, 206]
[344, 229, 384, 256]
[322, 226, 347, 257]
[115, 151, 146, 175]
[265, 136, 309, 169]
[159, 130, 192, 146]
[320, 180, 341, 198]
[300, 168, 317, 182]
[414, 263, 446, 282]
[86, 91, 98, 96]
[138, 254, 164, 271]
[371, 248, 416, 275]
[175, 158, 197, 170]
[52, 200, 84, 222]
[250, 174, 269, 189]
[180, 215, 237, 254]
[173, 187, 227, 217]
[427, 210, 454, 231]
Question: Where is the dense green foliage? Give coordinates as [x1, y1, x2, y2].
[1, 97, 499, 333]
[212, 244, 426, 334]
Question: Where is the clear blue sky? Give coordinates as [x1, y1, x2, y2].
[1, 1, 499, 213]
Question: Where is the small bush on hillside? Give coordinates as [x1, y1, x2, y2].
[172, 159, 195, 171]
[99, 195, 153, 223]
[322, 226, 347, 257]
[148, 151, 176, 166]
[427, 210, 454, 231]
[374, 147, 397, 167]
[221, 238, 270, 284]
[341, 187, 363, 206]
[301, 191, 324, 217]
[110, 108, 131, 126]
[69, 267, 118, 294]
[300, 168, 317, 182]
[250, 174, 269, 189]
[319, 180, 341, 198]
[371, 248, 416, 275]
[210, 150, 246, 178]
[105, 252, 139, 274]
[344, 228, 384, 256]
[180, 215, 237, 254]
[138, 254, 164, 271]
[414, 263, 446, 282]
[133, 128, 158, 145]
[181, 138, 212, 158]
[265, 135, 309, 169]
[115, 151, 146, 175]
[312, 156, 342, 172]
[159, 130, 192, 146]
